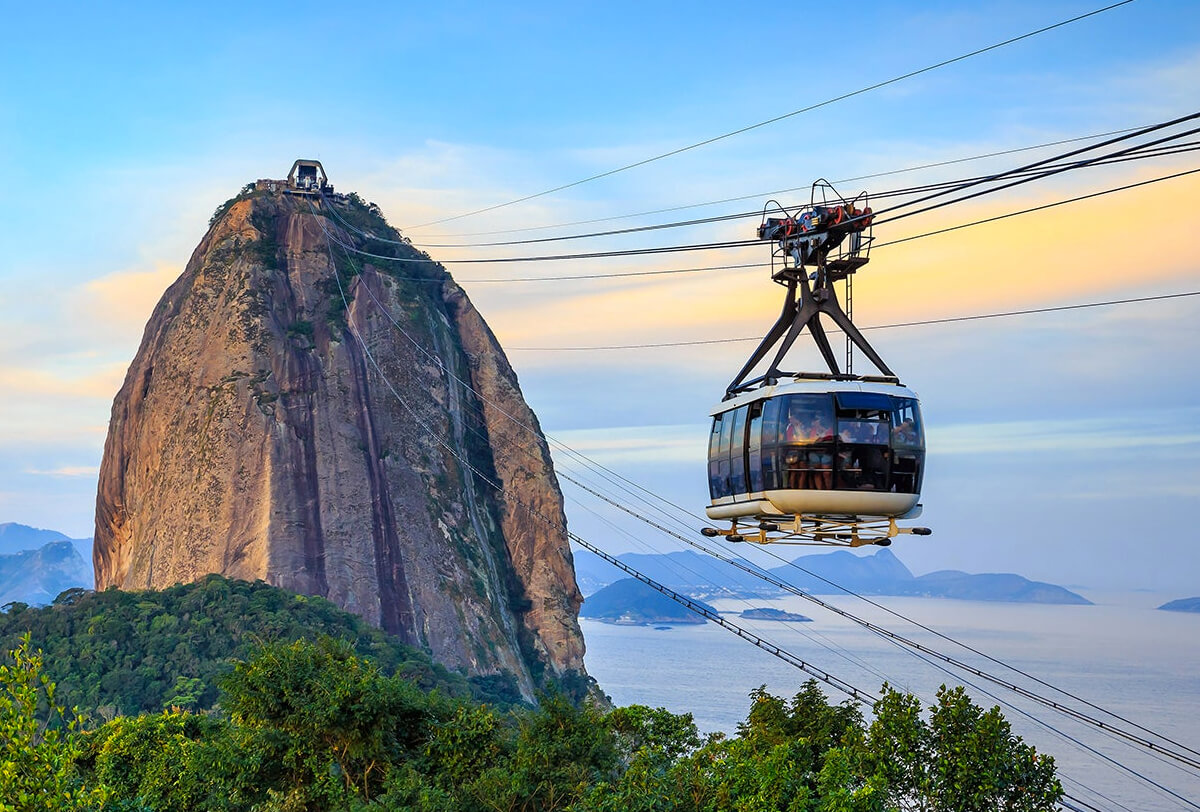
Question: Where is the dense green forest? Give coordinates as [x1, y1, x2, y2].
[0, 578, 1064, 811]
[0, 576, 531, 715]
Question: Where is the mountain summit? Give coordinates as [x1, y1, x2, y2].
[94, 171, 587, 698]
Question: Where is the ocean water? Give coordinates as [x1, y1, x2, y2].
[582, 589, 1200, 812]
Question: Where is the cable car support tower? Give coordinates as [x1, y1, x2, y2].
[728, 182, 893, 398]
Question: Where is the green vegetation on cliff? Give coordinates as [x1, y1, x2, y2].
[0, 576, 530, 717]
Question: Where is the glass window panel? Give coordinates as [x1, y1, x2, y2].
[761, 398, 781, 490]
[834, 391, 893, 411]
[890, 397, 924, 449]
[729, 406, 748, 495]
[747, 401, 764, 492]
[777, 394, 835, 490]
[781, 394, 835, 445]
[716, 409, 735, 498]
[708, 415, 724, 499]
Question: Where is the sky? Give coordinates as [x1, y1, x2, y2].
[1, 0, 1197, 592]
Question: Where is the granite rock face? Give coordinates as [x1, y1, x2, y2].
[94, 188, 587, 698]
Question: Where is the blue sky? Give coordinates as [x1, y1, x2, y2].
[1, 1, 1197, 591]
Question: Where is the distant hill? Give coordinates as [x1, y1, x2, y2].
[766, 548, 915, 594]
[0, 522, 69, 555]
[572, 549, 782, 599]
[0, 541, 93, 606]
[69, 536, 94, 566]
[905, 570, 1090, 605]
[573, 547, 1090, 605]
[1158, 597, 1200, 613]
[580, 577, 715, 625]
[740, 608, 812, 622]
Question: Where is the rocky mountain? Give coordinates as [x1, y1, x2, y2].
[0, 541, 92, 606]
[93, 180, 587, 699]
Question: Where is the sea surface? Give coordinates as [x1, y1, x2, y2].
[582, 589, 1200, 812]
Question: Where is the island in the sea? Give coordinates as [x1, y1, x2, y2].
[740, 608, 812, 622]
[1158, 597, 1200, 613]
[580, 578, 715, 626]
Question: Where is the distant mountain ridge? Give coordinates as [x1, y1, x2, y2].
[1158, 597, 1200, 613]
[0, 540, 93, 606]
[0, 522, 68, 555]
[572, 548, 1090, 605]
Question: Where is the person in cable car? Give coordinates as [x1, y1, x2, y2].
[782, 400, 834, 490]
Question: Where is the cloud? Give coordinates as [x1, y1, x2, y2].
[80, 262, 179, 329]
[0, 361, 127, 400]
[458, 162, 1200, 372]
[548, 424, 707, 466]
[933, 412, 1200, 455]
[25, 465, 99, 477]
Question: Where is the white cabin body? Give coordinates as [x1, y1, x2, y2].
[706, 379, 925, 523]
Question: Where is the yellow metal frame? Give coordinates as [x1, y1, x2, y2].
[709, 514, 924, 547]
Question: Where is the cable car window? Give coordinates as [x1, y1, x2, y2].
[776, 394, 835, 490]
[708, 414, 724, 499]
[835, 398, 890, 491]
[890, 397, 924, 449]
[716, 408, 736, 498]
[782, 395, 836, 444]
[760, 397, 782, 490]
[834, 391, 893, 411]
[728, 406, 748, 495]
[889, 396, 925, 494]
[747, 401, 764, 493]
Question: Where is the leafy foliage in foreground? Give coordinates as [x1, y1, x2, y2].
[43, 637, 1061, 811]
[0, 636, 108, 811]
[0, 592, 1063, 812]
[0, 575, 513, 718]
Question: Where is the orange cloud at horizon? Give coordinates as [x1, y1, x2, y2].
[477, 166, 1200, 354]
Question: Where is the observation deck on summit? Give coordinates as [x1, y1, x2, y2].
[255, 159, 335, 196]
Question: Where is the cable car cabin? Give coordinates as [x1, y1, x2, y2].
[706, 380, 926, 545]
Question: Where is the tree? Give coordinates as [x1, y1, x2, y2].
[0, 635, 108, 812]
[867, 684, 1063, 812]
[220, 636, 435, 805]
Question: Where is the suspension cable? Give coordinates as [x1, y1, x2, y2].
[412, 124, 1151, 239]
[406, 1, 1135, 229]
[307, 199, 1200, 774]
[312, 201, 878, 706]
[505, 291, 1200, 351]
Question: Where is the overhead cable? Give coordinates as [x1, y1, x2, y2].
[409, 124, 1149, 239]
[346, 137, 1200, 250]
[321, 150, 1200, 268]
[309, 200, 1200, 778]
[405, 1, 1135, 229]
[505, 291, 1200, 351]
[314, 207, 877, 705]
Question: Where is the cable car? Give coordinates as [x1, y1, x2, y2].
[702, 182, 931, 546]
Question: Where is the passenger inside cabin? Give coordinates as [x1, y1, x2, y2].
[893, 419, 918, 446]
[783, 406, 833, 490]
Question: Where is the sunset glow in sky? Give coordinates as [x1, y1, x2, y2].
[1, 1, 1197, 591]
